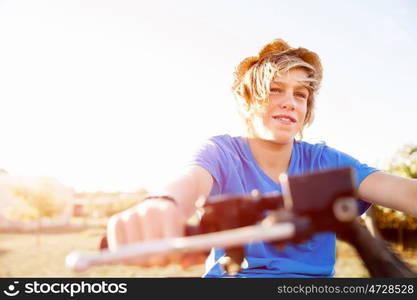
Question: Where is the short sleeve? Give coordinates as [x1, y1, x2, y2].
[186, 138, 226, 195]
[320, 145, 380, 215]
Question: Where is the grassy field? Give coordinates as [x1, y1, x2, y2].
[0, 218, 416, 278]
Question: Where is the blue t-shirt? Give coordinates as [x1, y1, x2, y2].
[189, 134, 379, 278]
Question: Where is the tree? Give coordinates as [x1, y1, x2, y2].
[375, 144, 417, 250]
[4, 176, 73, 246]
[386, 144, 417, 179]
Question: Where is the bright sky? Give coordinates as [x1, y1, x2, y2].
[0, 0, 416, 192]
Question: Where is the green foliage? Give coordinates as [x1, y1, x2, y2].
[386, 144, 417, 179]
[5, 177, 73, 221]
[374, 206, 417, 230]
[376, 144, 417, 230]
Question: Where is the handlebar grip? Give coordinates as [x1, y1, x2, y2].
[99, 236, 109, 250]
[185, 224, 202, 236]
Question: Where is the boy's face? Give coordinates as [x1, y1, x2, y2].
[250, 68, 309, 144]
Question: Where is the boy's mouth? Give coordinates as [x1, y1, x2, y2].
[272, 114, 296, 124]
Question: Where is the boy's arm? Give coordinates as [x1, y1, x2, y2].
[152, 165, 214, 219]
[358, 171, 417, 217]
[107, 165, 213, 252]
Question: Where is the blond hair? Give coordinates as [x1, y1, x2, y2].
[232, 39, 323, 139]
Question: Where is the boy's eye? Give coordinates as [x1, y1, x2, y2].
[270, 88, 282, 93]
[295, 93, 308, 99]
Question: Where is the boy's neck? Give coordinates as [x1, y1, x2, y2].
[247, 137, 293, 181]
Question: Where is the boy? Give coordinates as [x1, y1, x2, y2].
[107, 39, 417, 277]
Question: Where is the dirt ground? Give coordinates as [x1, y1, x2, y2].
[0, 219, 416, 278]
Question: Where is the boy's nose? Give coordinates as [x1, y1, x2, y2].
[279, 94, 296, 111]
